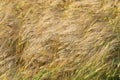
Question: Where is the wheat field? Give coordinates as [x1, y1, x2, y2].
[0, 0, 120, 80]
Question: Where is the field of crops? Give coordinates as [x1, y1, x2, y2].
[0, 0, 120, 80]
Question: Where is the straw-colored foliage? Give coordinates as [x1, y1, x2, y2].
[0, 0, 120, 80]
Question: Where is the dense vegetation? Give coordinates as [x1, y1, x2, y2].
[0, 0, 120, 80]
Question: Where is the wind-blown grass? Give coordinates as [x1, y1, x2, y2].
[0, 0, 120, 80]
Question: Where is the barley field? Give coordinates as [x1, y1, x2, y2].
[0, 0, 120, 80]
